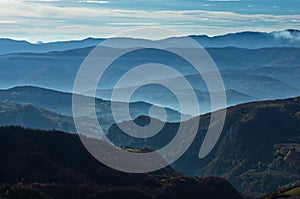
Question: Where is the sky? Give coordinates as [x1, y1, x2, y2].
[0, 0, 299, 42]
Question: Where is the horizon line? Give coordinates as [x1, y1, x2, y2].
[1, 28, 299, 44]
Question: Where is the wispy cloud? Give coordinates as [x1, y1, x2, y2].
[273, 30, 300, 42]
[107, 22, 161, 26]
[78, 0, 110, 4]
[207, 0, 241, 2]
[0, 20, 16, 24]
[0, 0, 299, 42]
[21, 0, 61, 2]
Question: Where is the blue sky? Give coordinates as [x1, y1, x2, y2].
[0, 0, 299, 42]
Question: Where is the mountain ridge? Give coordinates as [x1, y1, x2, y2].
[0, 86, 187, 132]
[0, 102, 75, 132]
[1, 29, 300, 55]
[0, 125, 244, 199]
[107, 95, 300, 196]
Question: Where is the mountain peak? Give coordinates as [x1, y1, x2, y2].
[285, 29, 300, 33]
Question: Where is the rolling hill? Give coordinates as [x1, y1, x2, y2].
[0, 86, 185, 131]
[0, 46, 299, 115]
[95, 86, 257, 115]
[263, 185, 300, 199]
[0, 102, 75, 132]
[1, 46, 299, 90]
[0, 126, 244, 199]
[107, 96, 300, 197]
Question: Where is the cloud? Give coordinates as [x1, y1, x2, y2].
[0, 0, 299, 42]
[78, 0, 110, 4]
[0, 20, 16, 24]
[21, 0, 60, 2]
[272, 30, 300, 42]
[207, 0, 241, 2]
[107, 22, 161, 26]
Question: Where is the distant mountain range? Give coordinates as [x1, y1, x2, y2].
[1, 29, 300, 199]
[108, 96, 300, 197]
[94, 86, 257, 115]
[0, 102, 74, 132]
[0, 86, 185, 132]
[0, 37, 104, 55]
[0, 45, 298, 114]
[190, 29, 300, 49]
[0, 29, 300, 55]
